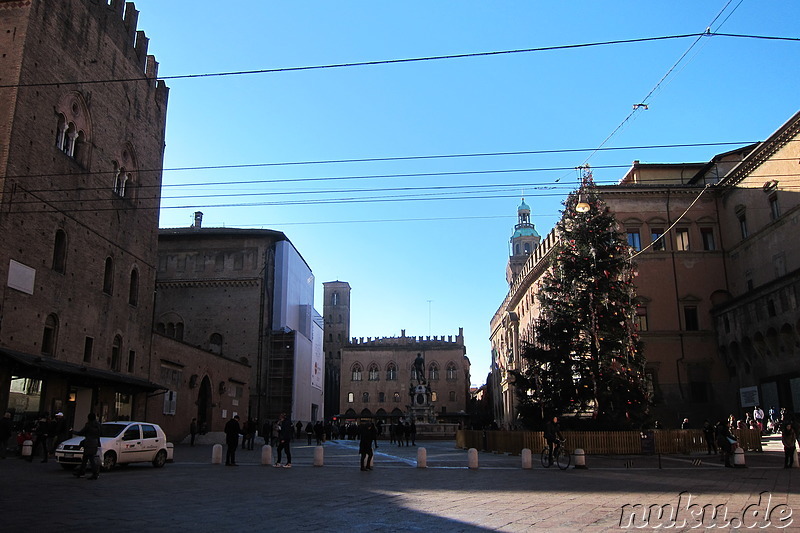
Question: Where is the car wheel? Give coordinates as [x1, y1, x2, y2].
[152, 449, 167, 468]
[102, 451, 117, 471]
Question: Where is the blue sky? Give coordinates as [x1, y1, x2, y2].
[131, 1, 799, 386]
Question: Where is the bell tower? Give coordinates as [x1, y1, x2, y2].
[506, 198, 541, 284]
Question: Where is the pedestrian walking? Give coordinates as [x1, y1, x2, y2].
[702, 419, 717, 455]
[72, 412, 101, 480]
[359, 422, 377, 471]
[275, 413, 293, 467]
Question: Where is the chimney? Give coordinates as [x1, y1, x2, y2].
[193, 211, 203, 229]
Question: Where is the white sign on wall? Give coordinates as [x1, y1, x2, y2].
[739, 386, 760, 408]
[8, 260, 35, 295]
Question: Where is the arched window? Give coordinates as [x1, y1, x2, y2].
[386, 363, 397, 381]
[368, 363, 379, 381]
[156, 323, 166, 335]
[410, 365, 419, 382]
[54, 93, 92, 167]
[428, 362, 440, 381]
[393, 392, 401, 403]
[209, 333, 223, 354]
[351, 363, 362, 381]
[52, 230, 67, 273]
[446, 362, 458, 381]
[449, 391, 456, 402]
[347, 392, 354, 403]
[175, 323, 184, 341]
[103, 257, 114, 294]
[128, 268, 139, 306]
[362, 392, 369, 403]
[331, 291, 339, 305]
[41, 314, 59, 356]
[431, 391, 438, 402]
[110, 335, 122, 371]
[378, 392, 385, 403]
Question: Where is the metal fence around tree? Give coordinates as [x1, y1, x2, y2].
[456, 429, 762, 455]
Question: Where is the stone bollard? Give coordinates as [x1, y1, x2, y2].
[733, 447, 746, 468]
[314, 445, 324, 467]
[211, 444, 223, 464]
[573, 448, 587, 469]
[261, 445, 273, 466]
[468, 447, 479, 469]
[417, 447, 427, 468]
[521, 448, 532, 469]
[166, 443, 174, 462]
[21, 439, 33, 459]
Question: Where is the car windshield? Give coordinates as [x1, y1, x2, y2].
[99, 423, 129, 438]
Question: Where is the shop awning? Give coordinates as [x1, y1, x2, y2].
[0, 347, 165, 392]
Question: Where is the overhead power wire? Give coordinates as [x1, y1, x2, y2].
[1, 32, 797, 90]
[6, 141, 758, 182]
[579, 3, 768, 167]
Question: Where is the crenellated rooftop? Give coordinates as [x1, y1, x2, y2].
[349, 328, 465, 347]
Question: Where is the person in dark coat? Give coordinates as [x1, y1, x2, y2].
[0, 411, 13, 459]
[702, 419, 717, 455]
[72, 412, 102, 479]
[224, 415, 243, 466]
[305, 422, 314, 445]
[275, 413, 293, 467]
[189, 418, 198, 447]
[410, 421, 417, 446]
[359, 422, 378, 471]
[715, 420, 735, 468]
[544, 416, 563, 466]
[31, 413, 50, 463]
[314, 421, 324, 445]
[782, 422, 797, 468]
[52, 412, 69, 453]
[395, 421, 405, 446]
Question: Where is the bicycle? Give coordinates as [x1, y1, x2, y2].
[541, 438, 570, 470]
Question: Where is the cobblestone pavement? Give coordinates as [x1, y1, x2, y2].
[1, 437, 799, 532]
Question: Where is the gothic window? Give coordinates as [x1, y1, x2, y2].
[351, 363, 363, 381]
[54, 93, 92, 167]
[41, 314, 58, 356]
[103, 257, 114, 294]
[52, 230, 67, 273]
[378, 392, 385, 403]
[112, 162, 131, 198]
[386, 363, 397, 381]
[368, 363, 379, 381]
[128, 268, 139, 306]
[347, 392, 354, 403]
[331, 292, 340, 305]
[446, 362, 458, 381]
[428, 362, 439, 381]
[110, 335, 122, 372]
[362, 392, 369, 403]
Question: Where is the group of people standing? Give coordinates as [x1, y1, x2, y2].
[223, 413, 295, 467]
[388, 419, 417, 446]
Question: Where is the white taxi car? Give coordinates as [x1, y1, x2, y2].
[55, 421, 168, 471]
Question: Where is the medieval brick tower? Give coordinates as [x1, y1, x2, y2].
[323, 281, 350, 417]
[0, 0, 168, 422]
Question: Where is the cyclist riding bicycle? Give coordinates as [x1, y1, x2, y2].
[544, 415, 564, 466]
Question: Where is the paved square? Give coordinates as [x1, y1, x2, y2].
[1, 438, 798, 532]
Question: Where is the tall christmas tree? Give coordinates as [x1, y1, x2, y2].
[514, 170, 650, 429]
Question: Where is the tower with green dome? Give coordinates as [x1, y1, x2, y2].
[506, 198, 541, 284]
